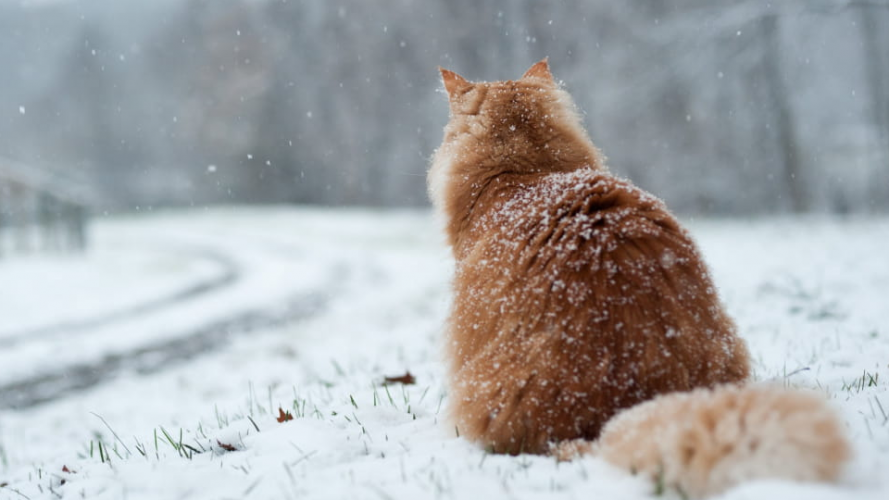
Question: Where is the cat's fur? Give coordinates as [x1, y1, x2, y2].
[429, 59, 849, 495]
[589, 384, 850, 497]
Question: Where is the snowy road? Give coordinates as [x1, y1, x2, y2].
[0, 210, 347, 408]
[0, 209, 887, 500]
[0, 246, 241, 408]
[0, 247, 239, 349]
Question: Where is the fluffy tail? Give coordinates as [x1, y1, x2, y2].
[555, 385, 851, 498]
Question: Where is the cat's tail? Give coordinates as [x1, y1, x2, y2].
[554, 384, 851, 498]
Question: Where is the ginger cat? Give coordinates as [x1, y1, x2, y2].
[429, 60, 849, 497]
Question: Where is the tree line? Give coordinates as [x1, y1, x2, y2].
[1, 0, 886, 214]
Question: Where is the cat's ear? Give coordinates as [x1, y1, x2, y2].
[439, 67, 472, 99]
[521, 58, 554, 83]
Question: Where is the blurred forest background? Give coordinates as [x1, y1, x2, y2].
[1, 0, 888, 215]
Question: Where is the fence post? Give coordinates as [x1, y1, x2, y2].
[71, 203, 88, 252]
[0, 179, 6, 259]
[12, 182, 29, 254]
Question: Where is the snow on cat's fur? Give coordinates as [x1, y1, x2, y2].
[429, 59, 849, 496]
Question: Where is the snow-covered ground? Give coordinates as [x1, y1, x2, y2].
[0, 208, 887, 499]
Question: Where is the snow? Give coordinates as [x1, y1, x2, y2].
[0, 208, 887, 499]
[0, 210, 335, 394]
[0, 243, 223, 338]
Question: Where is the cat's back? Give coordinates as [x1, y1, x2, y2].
[449, 167, 749, 452]
[464, 166, 693, 285]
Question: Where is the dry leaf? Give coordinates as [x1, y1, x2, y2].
[60, 465, 76, 484]
[216, 440, 237, 452]
[277, 408, 294, 423]
[383, 371, 416, 385]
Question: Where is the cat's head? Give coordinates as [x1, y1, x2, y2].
[429, 59, 601, 214]
[440, 59, 562, 123]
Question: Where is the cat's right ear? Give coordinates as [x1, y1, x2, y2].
[439, 67, 472, 100]
[521, 58, 555, 83]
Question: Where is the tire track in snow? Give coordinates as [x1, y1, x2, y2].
[0, 248, 239, 348]
[0, 290, 330, 410]
[0, 225, 349, 410]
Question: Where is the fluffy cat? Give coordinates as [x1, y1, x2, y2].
[428, 59, 849, 496]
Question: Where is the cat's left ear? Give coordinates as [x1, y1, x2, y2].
[440, 67, 472, 99]
[521, 58, 555, 84]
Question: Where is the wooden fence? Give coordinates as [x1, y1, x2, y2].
[0, 161, 91, 258]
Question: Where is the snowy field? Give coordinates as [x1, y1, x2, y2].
[0, 208, 887, 499]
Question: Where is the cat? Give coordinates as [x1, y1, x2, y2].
[428, 59, 849, 497]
